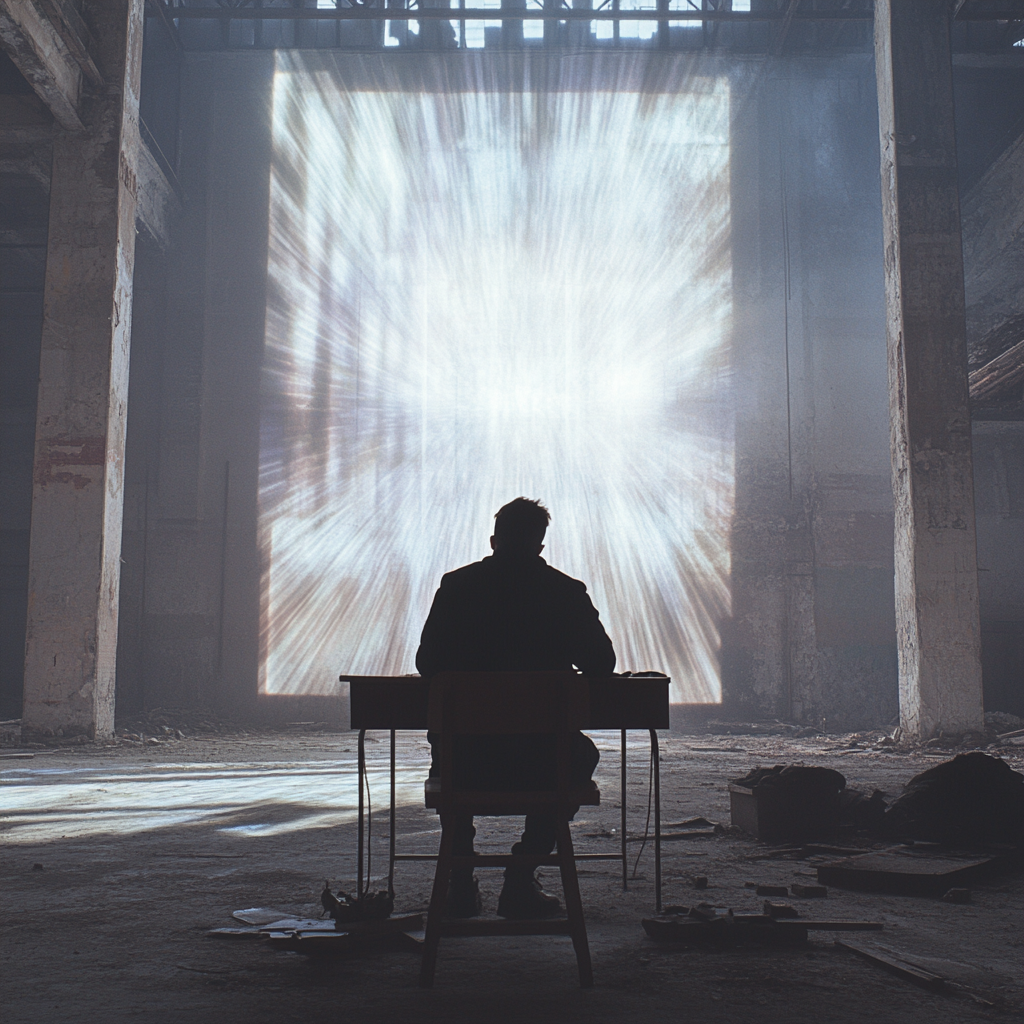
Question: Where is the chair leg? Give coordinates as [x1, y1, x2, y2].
[555, 819, 593, 988]
[419, 815, 454, 988]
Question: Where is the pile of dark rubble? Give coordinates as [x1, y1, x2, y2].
[731, 751, 1024, 847]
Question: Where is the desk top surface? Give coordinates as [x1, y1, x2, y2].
[343, 675, 670, 731]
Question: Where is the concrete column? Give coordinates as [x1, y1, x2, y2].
[21, 1, 144, 741]
[874, 0, 984, 740]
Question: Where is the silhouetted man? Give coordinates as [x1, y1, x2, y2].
[416, 497, 616, 919]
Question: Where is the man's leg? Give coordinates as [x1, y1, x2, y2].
[429, 731, 482, 918]
[445, 812, 482, 918]
[452, 813, 476, 856]
[498, 732, 600, 919]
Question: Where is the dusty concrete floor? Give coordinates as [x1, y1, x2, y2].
[3, 731, 1023, 1024]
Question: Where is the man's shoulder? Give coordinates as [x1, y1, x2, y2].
[438, 558, 491, 587]
[539, 562, 590, 594]
[437, 555, 590, 596]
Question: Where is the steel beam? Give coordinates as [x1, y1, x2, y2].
[0, 0, 84, 130]
[770, 0, 801, 57]
[148, 4, 872, 21]
[128, 121, 180, 249]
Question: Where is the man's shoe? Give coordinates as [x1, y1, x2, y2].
[444, 874, 482, 919]
[496, 874, 562, 920]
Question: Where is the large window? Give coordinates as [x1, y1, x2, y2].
[260, 54, 733, 704]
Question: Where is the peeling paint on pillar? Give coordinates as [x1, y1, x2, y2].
[21, 1, 144, 742]
[874, 0, 984, 740]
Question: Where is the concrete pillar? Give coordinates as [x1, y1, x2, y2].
[21, 1, 144, 741]
[874, 0, 984, 740]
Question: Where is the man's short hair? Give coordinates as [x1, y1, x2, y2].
[493, 497, 550, 550]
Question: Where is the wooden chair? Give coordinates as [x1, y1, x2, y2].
[419, 671, 599, 988]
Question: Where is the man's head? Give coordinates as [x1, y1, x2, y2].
[490, 497, 550, 555]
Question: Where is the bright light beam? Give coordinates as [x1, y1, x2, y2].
[261, 54, 734, 704]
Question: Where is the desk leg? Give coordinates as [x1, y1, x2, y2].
[620, 729, 627, 891]
[357, 728, 366, 899]
[389, 729, 396, 897]
[650, 729, 661, 913]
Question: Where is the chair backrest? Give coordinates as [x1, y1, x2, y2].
[427, 672, 589, 736]
[428, 672, 591, 806]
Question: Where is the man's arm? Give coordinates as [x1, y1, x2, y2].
[415, 573, 456, 678]
[567, 582, 616, 676]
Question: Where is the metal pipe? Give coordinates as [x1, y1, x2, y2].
[389, 728, 396, 896]
[651, 728, 661, 913]
[620, 728, 627, 891]
[357, 728, 366, 898]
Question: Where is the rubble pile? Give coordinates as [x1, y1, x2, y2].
[881, 752, 1024, 847]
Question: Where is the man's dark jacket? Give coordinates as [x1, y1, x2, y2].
[415, 549, 616, 677]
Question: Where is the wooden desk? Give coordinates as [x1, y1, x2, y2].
[343, 674, 670, 911]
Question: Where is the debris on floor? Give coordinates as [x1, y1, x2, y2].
[755, 884, 790, 897]
[790, 883, 828, 897]
[762, 900, 799, 918]
[985, 711, 1024, 735]
[816, 845, 1014, 896]
[839, 786, 888, 831]
[651, 816, 723, 841]
[836, 940, 946, 992]
[835, 940, 996, 1007]
[729, 765, 846, 843]
[941, 887, 972, 904]
[881, 752, 1024, 847]
[207, 928, 269, 941]
[320, 881, 394, 924]
[641, 905, 883, 946]
[212, 906, 424, 955]
[232, 907, 291, 926]
[264, 922, 424, 956]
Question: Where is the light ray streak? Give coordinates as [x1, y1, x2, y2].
[261, 53, 733, 704]
[1, 761, 426, 843]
